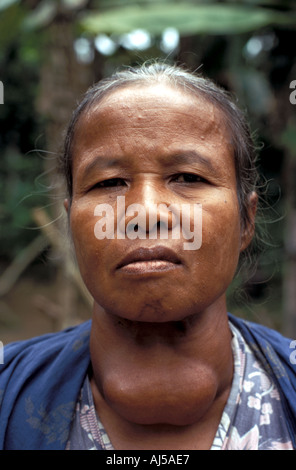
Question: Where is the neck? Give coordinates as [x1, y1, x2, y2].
[89, 297, 233, 448]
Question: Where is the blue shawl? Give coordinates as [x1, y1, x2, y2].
[0, 314, 296, 450]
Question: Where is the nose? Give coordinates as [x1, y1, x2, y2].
[120, 180, 180, 239]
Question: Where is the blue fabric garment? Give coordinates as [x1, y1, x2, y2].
[0, 315, 296, 450]
[0, 321, 91, 450]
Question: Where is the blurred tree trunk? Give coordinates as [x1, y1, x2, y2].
[37, 13, 93, 329]
[38, 15, 93, 157]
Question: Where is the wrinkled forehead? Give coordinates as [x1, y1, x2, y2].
[73, 82, 231, 148]
[69, 83, 236, 198]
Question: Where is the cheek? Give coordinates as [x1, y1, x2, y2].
[195, 197, 242, 281]
[70, 203, 105, 278]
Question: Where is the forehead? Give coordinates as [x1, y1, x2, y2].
[72, 83, 233, 172]
[76, 83, 229, 134]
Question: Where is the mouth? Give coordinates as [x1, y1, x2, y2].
[116, 246, 182, 275]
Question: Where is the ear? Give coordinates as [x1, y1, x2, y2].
[64, 198, 69, 213]
[240, 191, 258, 253]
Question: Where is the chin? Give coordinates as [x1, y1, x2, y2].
[95, 293, 210, 324]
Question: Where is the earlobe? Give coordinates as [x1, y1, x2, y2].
[64, 198, 69, 213]
[240, 191, 258, 252]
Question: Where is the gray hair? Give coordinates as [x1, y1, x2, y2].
[61, 61, 259, 234]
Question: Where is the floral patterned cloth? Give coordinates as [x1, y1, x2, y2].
[66, 322, 293, 450]
[211, 323, 293, 450]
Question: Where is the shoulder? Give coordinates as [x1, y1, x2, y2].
[0, 320, 92, 409]
[229, 313, 296, 447]
[0, 321, 92, 449]
[1, 320, 92, 375]
[229, 313, 296, 399]
[228, 313, 293, 357]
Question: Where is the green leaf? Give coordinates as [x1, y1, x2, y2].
[79, 3, 296, 36]
[0, 3, 25, 50]
[0, 0, 20, 12]
[22, 0, 57, 31]
[62, 0, 89, 10]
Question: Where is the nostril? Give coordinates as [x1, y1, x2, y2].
[156, 220, 167, 230]
[148, 219, 170, 240]
[127, 222, 139, 234]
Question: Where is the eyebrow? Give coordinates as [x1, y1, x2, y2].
[80, 156, 123, 180]
[161, 150, 216, 173]
[80, 150, 216, 180]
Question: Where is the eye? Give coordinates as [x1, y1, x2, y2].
[92, 178, 127, 189]
[171, 173, 206, 184]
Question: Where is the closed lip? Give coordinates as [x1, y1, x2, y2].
[116, 246, 182, 270]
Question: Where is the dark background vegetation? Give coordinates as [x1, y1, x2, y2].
[0, 0, 295, 342]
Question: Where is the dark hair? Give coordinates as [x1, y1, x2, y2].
[60, 61, 259, 234]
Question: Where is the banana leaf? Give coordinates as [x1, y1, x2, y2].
[79, 3, 296, 36]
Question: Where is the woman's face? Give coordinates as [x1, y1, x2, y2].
[69, 83, 251, 322]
